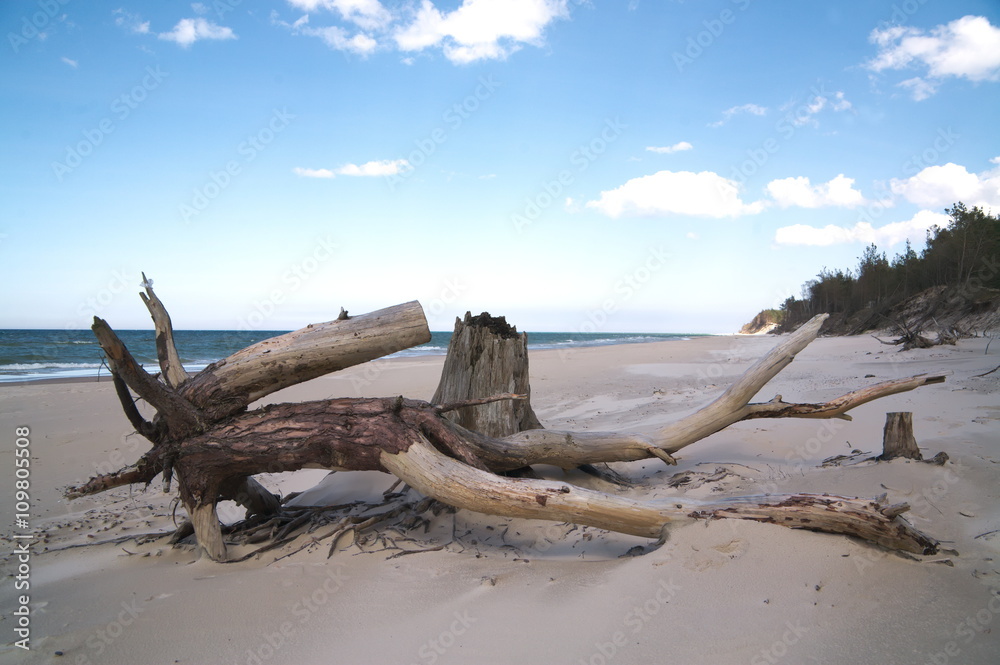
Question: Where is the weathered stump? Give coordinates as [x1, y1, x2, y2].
[431, 312, 542, 438]
[879, 412, 922, 460]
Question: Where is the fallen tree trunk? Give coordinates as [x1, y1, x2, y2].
[67, 281, 947, 561]
[179, 300, 431, 422]
[380, 435, 938, 554]
[872, 316, 965, 351]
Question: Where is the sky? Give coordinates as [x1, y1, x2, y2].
[2, 0, 999, 334]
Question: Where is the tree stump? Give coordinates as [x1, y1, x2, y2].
[431, 312, 542, 438]
[879, 412, 923, 460]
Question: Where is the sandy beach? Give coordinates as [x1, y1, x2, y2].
[2, 333, 999, 665]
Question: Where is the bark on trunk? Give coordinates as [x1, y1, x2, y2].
[431, 312, 542, 438]
[880, 412, 923, 460]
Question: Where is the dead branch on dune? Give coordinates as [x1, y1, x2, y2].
[66, 278, 947, 562]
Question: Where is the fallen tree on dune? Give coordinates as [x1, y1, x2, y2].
[66, 277, 948, 562]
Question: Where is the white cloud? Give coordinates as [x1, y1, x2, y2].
[287, 0, 392, 31]
[278, 0, 569, 62]
[337, 159, 409, 176]
[191, 3, 210, 15]
[113, 9, 150, 34]
[393, 0, 570, 64]
[646, 142, 693, 154]
[867, 15, 1000, 99]
[158, 18, 236, 47]
[890, 161, 1000, 210]
[301, 24, 379, 54]
[784, 90, 853, 127]
[766, 174, 867, 209]
[709, 103, 767, 127]
[774, 210, 949, 247]
[585, 170, 766, 219]
[61, 56, 78, 68]
[293, 167, 336, 178]
[294, 159, 410, 178]
[830, 90, 852, 111]
[897, 76, 938, 101]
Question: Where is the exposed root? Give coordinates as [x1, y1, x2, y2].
[211, 496, 442, 564]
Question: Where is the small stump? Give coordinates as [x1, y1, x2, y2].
[879, 412, 922, 461]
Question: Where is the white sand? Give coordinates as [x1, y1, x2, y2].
[2, 334, 999, 664]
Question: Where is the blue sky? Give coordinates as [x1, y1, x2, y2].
[2, 0, 999, 334]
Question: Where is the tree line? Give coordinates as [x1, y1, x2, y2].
[776, 202, 999, 330]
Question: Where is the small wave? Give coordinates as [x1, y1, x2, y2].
[0, 362, 103, 371]
[388, 346, 449, 358]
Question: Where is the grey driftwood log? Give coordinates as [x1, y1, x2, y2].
[67, 279, 947, 561]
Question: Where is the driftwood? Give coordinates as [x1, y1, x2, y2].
[66, 281, 948, 562]
[879, 412, 922, 461]
[872, 316, 965, 351]
[432, 312, 542, 438]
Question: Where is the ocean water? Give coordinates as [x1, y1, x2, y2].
[0, 329, 698, 383]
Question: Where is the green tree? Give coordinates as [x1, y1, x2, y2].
[854, 243, 890, 307]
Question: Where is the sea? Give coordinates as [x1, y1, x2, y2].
[0, 329, 699, 383]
